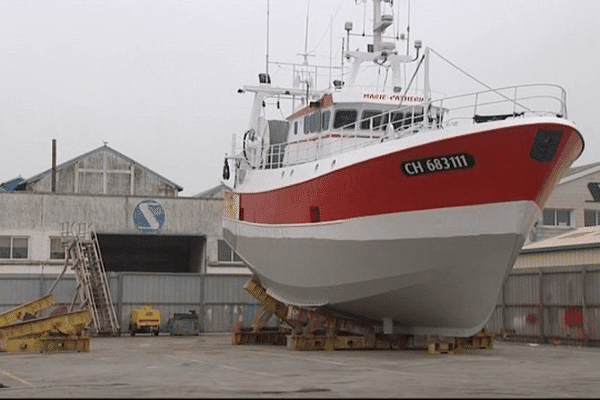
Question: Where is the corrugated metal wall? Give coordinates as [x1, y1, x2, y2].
[0, 272, 277, 333]
[485, 265, 600, 346]
[3, 267, 597, 344]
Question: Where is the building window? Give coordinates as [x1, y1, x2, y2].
[0, 236, 29, 259]
[217, 240, 242, 263]
[50, 238, 66, 260]
[542, 208, 572, 227]
[584, 210, 600, 227]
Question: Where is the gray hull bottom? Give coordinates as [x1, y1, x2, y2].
[223, 201, 538, 337]
[224, 228, 525, 337]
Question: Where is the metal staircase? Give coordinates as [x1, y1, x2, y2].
[49, 222, 120, 336]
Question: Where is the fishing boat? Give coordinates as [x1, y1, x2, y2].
[221, 0, 584, 337]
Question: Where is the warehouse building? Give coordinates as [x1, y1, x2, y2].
[530, 162, 600, 243]
[483, 225, 600, 346]
[517, 225, 600, 269]
[0, 144, 247, 275]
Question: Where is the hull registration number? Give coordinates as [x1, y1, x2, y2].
[401, 153, 475, 176]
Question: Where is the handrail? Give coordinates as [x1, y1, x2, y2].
[237, 83, 568, 171]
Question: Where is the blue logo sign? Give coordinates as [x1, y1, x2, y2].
[133, 200, 165, 234]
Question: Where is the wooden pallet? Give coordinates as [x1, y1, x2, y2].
[455, 330, 494, 349]
[427, 340, 456, 355]
[232, 328, 288, 346]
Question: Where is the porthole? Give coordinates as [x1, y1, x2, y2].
[331, 160, 336, 168]
[314, 164, 319, 172]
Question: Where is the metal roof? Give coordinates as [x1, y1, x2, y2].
[192, 182, 231, 199]
[558, 161, 600, 185]
[17, 145, 183, 191]
[0, 177, 25, 192]
[521, 225, 600, 254]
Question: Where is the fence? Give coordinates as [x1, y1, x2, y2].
[0, 272, 277, 334]
[485, 265, 600, 346]
[2, 266, 599, 344]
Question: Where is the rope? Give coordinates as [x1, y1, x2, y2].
[429, 48, 532, 113]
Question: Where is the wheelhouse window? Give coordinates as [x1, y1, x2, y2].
[310, 111, 321, 133]
[360, 110, 380, 130]
[542, 208, 572, 227]
[391, 111, 406, 130]
[389, 108, 424, 130]
[0, 236, 29, 259]
[293, 121, 298, 135]
[584, 210, 600, 226]
[333, 109, 357, 130]
[321, 110, 330, 131]
[373, 112, 389, 130]
[303, 111, 322, 134]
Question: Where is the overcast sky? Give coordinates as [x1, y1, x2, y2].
[1, 0, 599, 196]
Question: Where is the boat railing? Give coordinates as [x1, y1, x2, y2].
[436, 83, 567, 126]
[239, 83, 568, 170]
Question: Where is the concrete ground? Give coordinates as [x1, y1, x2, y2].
[0, 333, 598, 398]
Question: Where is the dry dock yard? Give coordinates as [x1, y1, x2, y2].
[0, 333, 599, 398]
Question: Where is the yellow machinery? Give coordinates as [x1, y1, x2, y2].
[0, 294, 91, 353]
[129, 306, 162, 336]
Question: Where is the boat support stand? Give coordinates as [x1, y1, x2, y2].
[233, 278, 494, 354]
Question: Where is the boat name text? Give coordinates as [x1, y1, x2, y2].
[401, 153, 476, 177]
[362, 91, 424, 105]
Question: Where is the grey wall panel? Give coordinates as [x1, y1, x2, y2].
[584, 307, 600, 341]
[204, 275, 254, 304]
[203, 304, 233, 332]
[486, 267, 600, 346]
[0, 275, 44, 306]
[40, 275, 77, 305]
[543, 272, 583, 306]
[121, 273, 201, 304]
[504, 306, 541, 337]
[484, 306, 503, 334]
[202, 303, 276, 332]
[2, 268, 596, 341]
[504, 273, 539, 305]
[543, 306, 586, 340]
[585, 270, 600, 305]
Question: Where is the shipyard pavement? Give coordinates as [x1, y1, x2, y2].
[1, 333, 599, 398]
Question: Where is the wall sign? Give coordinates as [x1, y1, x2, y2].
[133, 199, 165, 234]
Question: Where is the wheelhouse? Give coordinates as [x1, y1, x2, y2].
[288, 101, 428, 139]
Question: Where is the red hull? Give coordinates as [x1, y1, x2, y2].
[238, 122, 583, 224]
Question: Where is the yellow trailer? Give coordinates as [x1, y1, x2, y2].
[129, 306, 161, 336]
